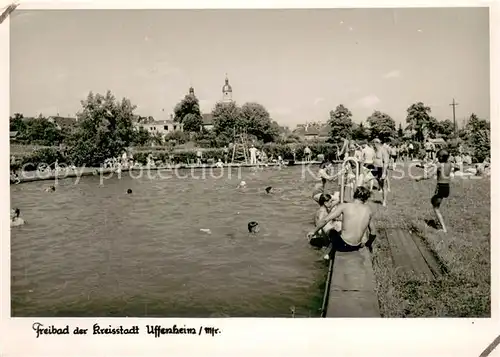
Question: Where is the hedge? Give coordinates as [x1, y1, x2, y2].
[18, 148, 69, 171]
[14, 143, 342, 171]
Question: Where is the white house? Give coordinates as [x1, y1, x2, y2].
[134, 114, 183, 137]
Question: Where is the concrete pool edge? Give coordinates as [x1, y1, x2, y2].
[11, 161, 327, 184]
[322, 248, 381, 318]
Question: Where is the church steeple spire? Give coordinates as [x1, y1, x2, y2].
[222, 73, 233, 102]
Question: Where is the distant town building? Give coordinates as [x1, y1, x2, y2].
[202, 113, 214, 131]
[47, 116, 78, 131]
[135, 113, 183, 136]
[293, 122, 330, 141]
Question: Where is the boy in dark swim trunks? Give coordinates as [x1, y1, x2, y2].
[415, 148, 452, 233]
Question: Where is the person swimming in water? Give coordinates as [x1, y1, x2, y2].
[238, 181, 247, 189]
[11, 208, 25, 227]
[127, 189, 132, 194]
[45, 185, 56, 192]
[248, 221, 259, 234]
[265, 186, 272, 194]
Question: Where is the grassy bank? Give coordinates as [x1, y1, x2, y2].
[371, 167, 490, 317]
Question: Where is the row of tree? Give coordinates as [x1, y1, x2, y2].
[327, 102, 471, 143]
[10, 89, 490, 166]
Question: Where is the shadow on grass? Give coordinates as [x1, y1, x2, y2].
[424, 219, 439, 229]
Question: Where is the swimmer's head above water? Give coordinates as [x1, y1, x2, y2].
[248, 221, 259, 233]
[238, 181, 247, 188]
[265, 186, 272, 194]
[127, 189, 132, 194]
[14, 208, 20, 218]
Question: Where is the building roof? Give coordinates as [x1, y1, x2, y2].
[140, 120, 177, 125]
[304, 127, 320, 136]
[10, 131, 18, 138]
[429, 138, 446, 145]
[48, 116, 77, 128]
[318, 125, 331, 137]
[293, 123, 329, 137]
[202, 113, 214, 125]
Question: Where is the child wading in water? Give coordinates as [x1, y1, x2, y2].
[415, 148, 452, 233]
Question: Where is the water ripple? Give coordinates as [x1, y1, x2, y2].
[11, 167, 326, 317]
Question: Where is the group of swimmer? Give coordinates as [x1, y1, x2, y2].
[305, 136, 477, 259]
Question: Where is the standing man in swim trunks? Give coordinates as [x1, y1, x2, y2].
[382, 141, 392, 192]
[196, 149, 203, 165]
[373, 138, 390, 206]
[249, 145, 258, 165]
[304, 146, 312, 162]
[408, 142, 414, 161]
[415, 149, 452, 233]
[361, 141, 376, 190]
[389, 144, 398, 169]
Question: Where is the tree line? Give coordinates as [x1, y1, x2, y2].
[10, 90, 490, 166]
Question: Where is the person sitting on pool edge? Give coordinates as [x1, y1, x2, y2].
[308, 186, 377, 259]
[314, 193, 341, 238]
[312, 158, 341, 203]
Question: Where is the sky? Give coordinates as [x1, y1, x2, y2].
[10, 8, 490, 128]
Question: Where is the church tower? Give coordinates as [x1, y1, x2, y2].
[222, 74, 233, 103]
[188, 86, 195, 96]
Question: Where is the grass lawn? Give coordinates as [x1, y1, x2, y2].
[369, 165, 490, 317]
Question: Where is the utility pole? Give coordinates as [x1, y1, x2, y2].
[449, 98, 459, 135]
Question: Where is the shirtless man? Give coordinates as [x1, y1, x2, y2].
[361, 141, 376, 190]
[337, 138, 350, 160]
[373, 138, 390, 206]
[415, 149, 452, 233]
[382, 141, 392, 192]
[304, 146, 312, 162]
[308, 186, 376, 259]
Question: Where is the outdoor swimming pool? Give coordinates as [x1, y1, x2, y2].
[10, 165, 328, 317]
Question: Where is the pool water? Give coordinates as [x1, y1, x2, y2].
[10, 165, 328, 317]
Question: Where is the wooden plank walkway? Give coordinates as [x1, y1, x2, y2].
[383, 228, 441, 280]
[325, 248, 380, 317]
